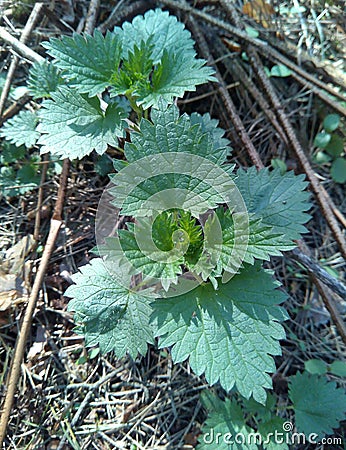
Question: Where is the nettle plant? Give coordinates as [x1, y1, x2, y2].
[2, 7, 346, 445]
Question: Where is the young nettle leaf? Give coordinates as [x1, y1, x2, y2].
[111, 39, 154, 98]
[43, 30, 122, 97]
[208, 208, 295, 275]
[289, 371, 346, 439]
[234, 167, 310, 241]
[135, 49, 215, 109]
[0, 110, 40, 148]
[37, 87, 127, 159]
[198, 391, 289, 450]
[28, 60, 65, 99]
[43, 9, 215, 110]
[115, 8, 196, 63]
[198, 391, 259, 450]
[152, 264, 288, 404]
[65, 258, 155, 356]
[123, 103, 228, 165]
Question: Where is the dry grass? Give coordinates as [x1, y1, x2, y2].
[0, 0, 345, 448]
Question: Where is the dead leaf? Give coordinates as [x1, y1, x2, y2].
[243, 0, 274, 28]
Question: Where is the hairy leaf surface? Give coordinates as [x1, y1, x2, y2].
[114, 8, 195, 62]
[234, 167, 310, 241]
[28, 60, 64, 99]
[124, 103, 228, 165]
[43, 30, 122, 97]
[153, 264, 288, 403]
[37, 87, 127, 158]
[65, 258, 154, 357]
[0, 110, 40, 148]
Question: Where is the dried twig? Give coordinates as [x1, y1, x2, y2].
[0, 26, 44, 64]
[0, 3, 43, 116]
[84, 0, 101, 35]
[159, 0, 346, 117]
[188, 17, 263, 168]
[33, 155, 50, 242]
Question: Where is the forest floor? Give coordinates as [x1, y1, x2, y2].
[0, 0, 346, 449]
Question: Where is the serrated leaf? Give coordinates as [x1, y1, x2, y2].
[330, 158, 346, 183]
[115, 8, 196, 63]
[43, 30, 122, 97]
[190, 112, 231, 157]
[37, 87, 127, 158]
[28, 60, 64, 99]
[105, 231, 183, 289]
[65, 258, 154, 357]
[323, 114, 340, 132]
[208, 208, 295, 273]
[289, 372, 346, 438]
[234, 167, 310, 242]
[198, 391, 259, 450]
[153, 264, 288, 403]
[111, 172, 225, 217]
[135, 49, 215, 108]
[124, 102, 228, 165]
[0, 110, 40, 148]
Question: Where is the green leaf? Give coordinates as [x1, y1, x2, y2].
[0, 142, 26, 163]
[153, 264, 288, 403]
[314, 132, 331, 148]
[43, 30, 122, 97]
[27, 60, 64, 99]
[323, 114, 340, 132]
[304, 359, 327, 375]
[115, 8, 196, 63]
[198, 391, 259, 450]
[245, 26, 259, 38]
[124, 102, 228, 165]
[289, 372, 346, 438]
[325, 134, 344, 158]
[104, 231, 183, 290]
[270, 65, 292, 77]
[329, 361, 346, 377]
[111, 39, 154, 97]
[0, 110, 40, 148]
[270, 158, 286, 174]
[234, 167, 310, 242]
[37, 87, 127, 159]
[65, 258, 155, 357]
[209, 208, 296, 274]
[135, 49, 215, 108]
[330, 158, 346, 183]
[314, 151, 331, 164]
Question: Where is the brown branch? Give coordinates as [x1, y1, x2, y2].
[34, 154, 50, 241]
[84, 0, 101, 35]
[0, 26, 44, 64]
[0, 219, 61, 445]
[0, 93, 31, 127]
[159, 0, 346, 117]
[188, 17, 263, 169]
[0, 3, 43, 116]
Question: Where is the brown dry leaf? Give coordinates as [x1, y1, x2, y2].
[0, 290, 17, 311]
[3, 234, 35, 275]
[243, 0, 274, 28]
